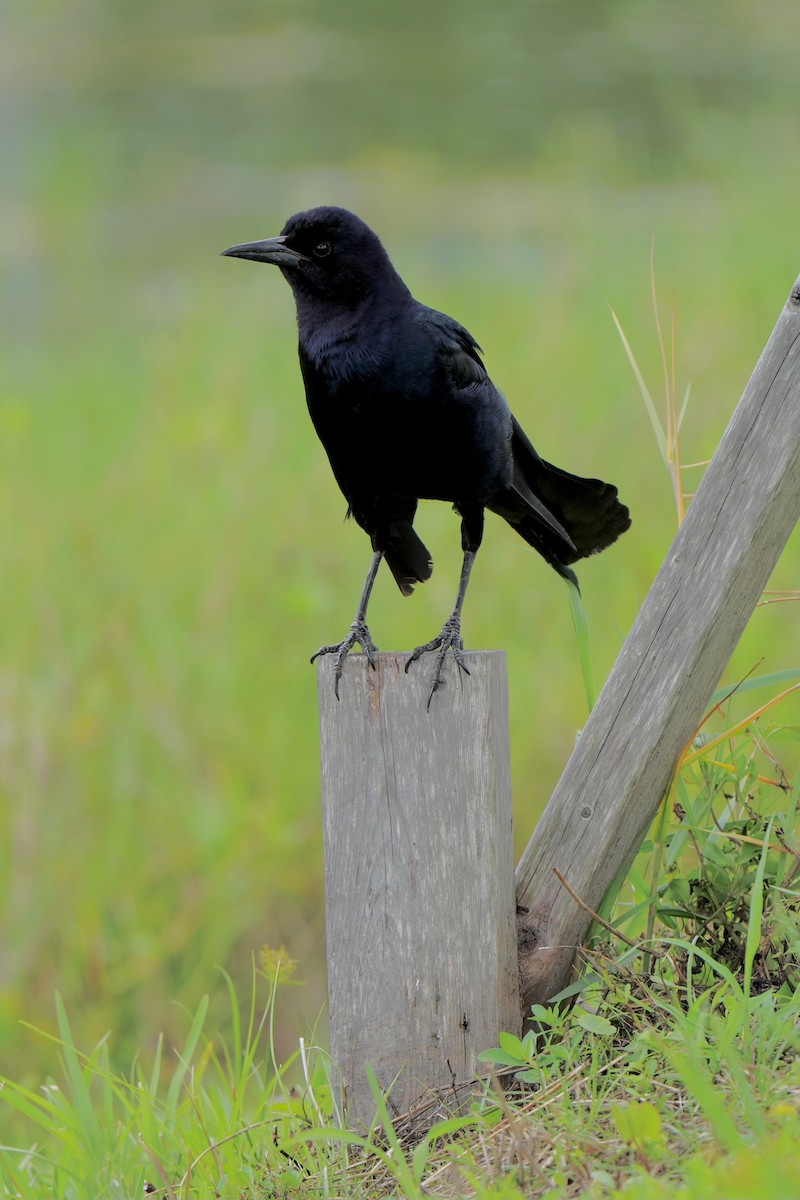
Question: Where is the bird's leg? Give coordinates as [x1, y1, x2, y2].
[405, 549, 476, 708]
[311, 550, 382, 699]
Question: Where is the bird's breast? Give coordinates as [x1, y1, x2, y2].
[298, 328, 513, 499]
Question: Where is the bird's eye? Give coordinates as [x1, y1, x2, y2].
[312, 241, 332, 258]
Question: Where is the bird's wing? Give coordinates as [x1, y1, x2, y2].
[416, 306, 488, 388]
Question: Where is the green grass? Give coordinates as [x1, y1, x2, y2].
[1, 701, 798, 1197]
[3, 163, 797, 1082]
[2, 2, 799, 1191]
[3, 275, 799, 1191]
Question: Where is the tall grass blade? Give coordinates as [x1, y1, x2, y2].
[743, 817, 774, 1002]
[709, 668, 800, 706]
[54, 992, 103, 1153]
[609, 307, 668, 463]
[566, 577, 595, 712]
[166, 993, 209, 1111]
[365, 1065, 418, 1196]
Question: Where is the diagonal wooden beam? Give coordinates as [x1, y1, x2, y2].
[516, 275, 800, 1011]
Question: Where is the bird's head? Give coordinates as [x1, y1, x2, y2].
[221, 206, 408, 311]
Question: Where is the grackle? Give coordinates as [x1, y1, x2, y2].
[222, 207, 630, 704]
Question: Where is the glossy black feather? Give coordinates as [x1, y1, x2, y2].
[222, 206, 630, 674]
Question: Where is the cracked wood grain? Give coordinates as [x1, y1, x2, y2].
[319, 650, 519, 1131]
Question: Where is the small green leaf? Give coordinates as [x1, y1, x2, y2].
[477, 1048, 527, 1068]
[497, 1031, 527, 1060]
[529, 1004, 559, 1027]
[612, 1100, 665, 1150]
[574, 1010, 616, 1037]
[516, 1068, 542, 1083]
[521, 1028, 538, 1054]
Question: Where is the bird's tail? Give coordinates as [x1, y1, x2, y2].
[382, 523, 433, 597]
[525, 457, 632, 563]
[489, 419, 631, 586]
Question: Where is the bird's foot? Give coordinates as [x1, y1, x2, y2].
[311, 620, 379, 700]
[405, 614, 470, 709]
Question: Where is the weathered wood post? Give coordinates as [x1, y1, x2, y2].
[319, 651, 520, 1131]
[516, 274, 800, 1011]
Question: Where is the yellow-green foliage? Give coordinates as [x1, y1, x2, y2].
[1, 0, 798, 1106]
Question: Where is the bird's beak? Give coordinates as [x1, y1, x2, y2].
[220, 235, 308, 267]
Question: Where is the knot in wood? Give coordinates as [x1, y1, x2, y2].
[516, 922, 537, 955]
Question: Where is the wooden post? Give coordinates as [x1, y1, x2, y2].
[319, 651, 520, 1132]
[516, 275, 800, 1011]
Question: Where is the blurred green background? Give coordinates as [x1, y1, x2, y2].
[1, 0, 798, 1096]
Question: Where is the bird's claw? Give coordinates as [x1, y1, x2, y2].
[311, 620, 379, 699]
[405, 616, 470, 709]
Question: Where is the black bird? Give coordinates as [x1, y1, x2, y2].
[222, 207, 630, 703]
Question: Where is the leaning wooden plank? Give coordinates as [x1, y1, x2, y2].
[319, 651, 520, 1133]
[516, 276, 800, 1012]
